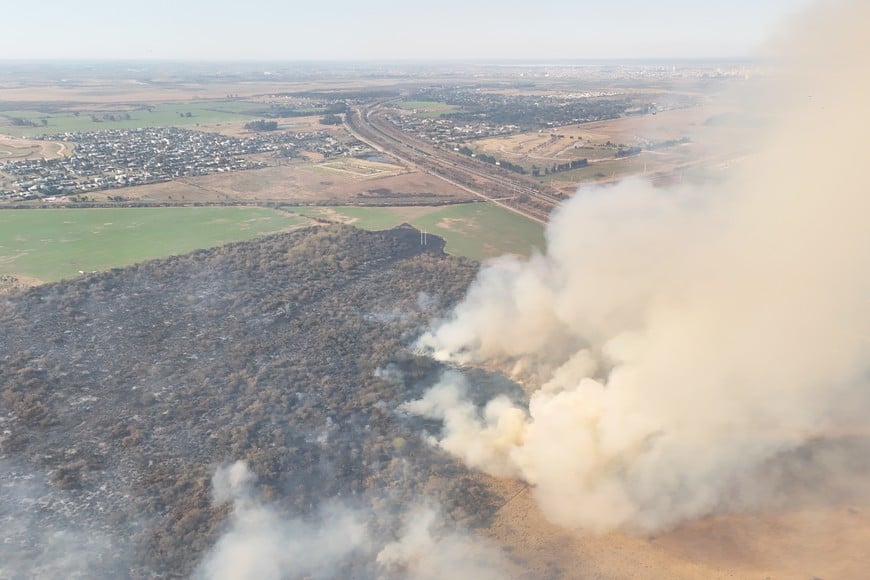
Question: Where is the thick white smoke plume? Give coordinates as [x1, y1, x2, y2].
[194, 461, 510, 579]
[410, 0, 870, 533]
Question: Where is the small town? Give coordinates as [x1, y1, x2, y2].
[0, 126, 361, 200]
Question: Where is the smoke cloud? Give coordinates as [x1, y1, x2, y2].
[194, 461, 510, 579]
[410, 0, 870, 533]
[377, 506, 508, 580]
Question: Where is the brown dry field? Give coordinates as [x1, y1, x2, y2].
[109, 161, 473, 205]
[290, 205, 451, 225]
[481, 465, 870, 579]
[0, 135, 71, 161]
[468, 105, 756, 196]
[0, 273, 42, 294]
[474, 106, 730, 164]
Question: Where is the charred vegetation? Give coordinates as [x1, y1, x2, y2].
[0, 224, 499, 577]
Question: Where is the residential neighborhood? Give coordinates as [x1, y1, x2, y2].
[0, 127, 366, 201]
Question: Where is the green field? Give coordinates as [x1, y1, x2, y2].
[397, 100, 460, 118]
[0, 203, 545, 284]
[540, 156, 650, 184]
[0, 101, 269, 137]
[287, 203, 545, 261]
[0, 207, 305, 282]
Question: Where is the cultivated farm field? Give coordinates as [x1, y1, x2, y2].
[0, 207, 305, 283]
[396, 100, 461, 118]
[287, 202, 545, 260]
[0, 101, 270, 137]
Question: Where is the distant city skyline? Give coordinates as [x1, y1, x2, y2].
[2, 0, 814, 62]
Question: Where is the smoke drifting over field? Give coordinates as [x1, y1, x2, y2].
[410, 0, 870, 533]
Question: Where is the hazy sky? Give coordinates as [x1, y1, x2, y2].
[2, 0, 814, 61]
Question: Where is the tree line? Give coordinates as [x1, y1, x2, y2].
[244, 119, 279, 131]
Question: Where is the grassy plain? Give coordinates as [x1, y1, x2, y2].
[197, 114, 332, 138]
[0, 101, 270, 137]
[287, 202, 545, 260]
[397, 100, 460, 117]
[0, 207, 305, 282]
[114, 164, 472, 205]
[0, 202, 544, 283]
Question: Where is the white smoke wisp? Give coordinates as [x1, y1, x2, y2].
[401, 371, 527, 479]
[411, 0, 870, 534]
[377, 506, 509, 580]
[195, 462, 512, 579]
[211, 460, 257, 504]
[194, 462, 369, 580]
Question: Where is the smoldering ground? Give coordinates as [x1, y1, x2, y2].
[409, 0, 870, 534]
[193, 461, 512, 580]
[0, 224, 501, 578]
[0, 461, 129, 578]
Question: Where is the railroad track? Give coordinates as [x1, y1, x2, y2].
[344, 101, 560, 225]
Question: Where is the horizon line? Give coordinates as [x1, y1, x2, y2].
[0, 56, 757, 65]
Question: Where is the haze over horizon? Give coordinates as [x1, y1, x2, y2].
[3, 0, 811, 62]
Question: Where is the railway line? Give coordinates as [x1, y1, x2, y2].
[344, 101, 563, 225]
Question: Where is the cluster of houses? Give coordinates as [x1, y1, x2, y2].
[387, 112, 519, 146]
[387, 86, 654, 146]
[0, 127, 357, 201]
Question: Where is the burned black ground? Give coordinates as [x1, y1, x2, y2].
[0, 224, 501, 577]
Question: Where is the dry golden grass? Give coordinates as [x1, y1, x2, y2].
[318, 157, 405, 178]
[196, 115, 343, 138]
[468, 104, 758, 196]
[474, 106, 729, 165]
[479, 439, 870, 580]
[112, 162, 473, 205]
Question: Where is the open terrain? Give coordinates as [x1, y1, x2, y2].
[0, 101, 271, 137]
[472, 106, 715, 160]
[2, 226, 865, 578]
[0, 207, 305, 283]
[195, 114, 334, 138]
[0, 136, 71, 161]
[0, 62, 754, 224]
[103, 158, 454, 204]
[0, 60, 812, 579]
[484, 439, 870, 579]
[286, 203, 545, 261]
[100, 163, 473, 205]
[0, 225, 487, 577]
[0, 202, 541, 285]
[396, 100, 461, 118]
[468, 104, 751, 194]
